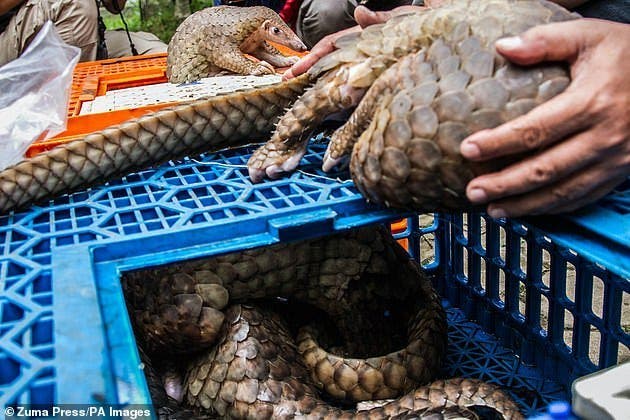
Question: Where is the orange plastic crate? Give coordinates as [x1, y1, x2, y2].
[390, 218, 408, 234]
[390, 218, 409, 250]
[27, 53, 170, 157]
[67, 53, 169, 117]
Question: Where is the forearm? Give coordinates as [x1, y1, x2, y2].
[0, 0, 25, 16]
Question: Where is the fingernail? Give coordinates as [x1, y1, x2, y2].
[496, 36, 523, 50]
[460, 140, 480, 159]
[488, 207, 508, 219]
[467, 187, 487, 204]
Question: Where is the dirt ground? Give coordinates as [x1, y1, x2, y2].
[415, 213, 630, 366]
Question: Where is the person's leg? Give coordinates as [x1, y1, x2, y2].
[0, 0, 98, 67]
[296, 0, 358, 49]
[104, 30, 167, 58]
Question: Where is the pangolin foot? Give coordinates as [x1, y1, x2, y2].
[252, 60, 275, 75]
[163, 370, 185, 403]
[284, 55, 300, 66]
[322, 147, 349, 172]
[247, 143, 308, 183]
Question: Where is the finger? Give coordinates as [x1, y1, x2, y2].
[460, 88, 591, 161]
[283, 53, 322, 79]
[283, 26, 361, 79]
[354, 5, 393, 27]
[495, 20, 601, 66]
[485, 163, 624, 218]
[354, 5, 422, 28]
[466, 129, 598, 204]
[548, 177, 626, 214]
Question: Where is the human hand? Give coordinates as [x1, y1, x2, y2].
[282, 5, 425, 80]
[281, 25, 361, 80]
[460, 19, 630, 218]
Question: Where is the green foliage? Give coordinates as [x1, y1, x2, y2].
[101, 0, 217, 44]
[191, 0, 217, 11]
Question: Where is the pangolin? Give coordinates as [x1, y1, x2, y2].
[124, 226, 523, 419]
[0, 0, 576, 215]
[166, 6, 307, 83]
[181, 304, 523, 419]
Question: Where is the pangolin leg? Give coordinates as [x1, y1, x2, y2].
[322, 61, 412, 172]
[210, 43, 275, 75]
[252, 41, 300, 68]
[247, 66, 367, 183]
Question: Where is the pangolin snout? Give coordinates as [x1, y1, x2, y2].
[291, 39, 308, 52]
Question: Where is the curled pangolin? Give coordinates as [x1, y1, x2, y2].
[124, 226, 524, 419]
[0, 0, 576, 215]
[166, 6, 307, 83]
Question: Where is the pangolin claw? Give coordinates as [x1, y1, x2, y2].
[247, 141, 308, 183]
[322, 148, 349, 173]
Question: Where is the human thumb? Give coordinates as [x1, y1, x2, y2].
[354, 5, 393, 28]
[495, 20, 596, 65]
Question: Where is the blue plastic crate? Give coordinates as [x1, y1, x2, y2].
[0, 141, 628, 418]
[420, 212, 629, 417]
[0, 142, 410, 411]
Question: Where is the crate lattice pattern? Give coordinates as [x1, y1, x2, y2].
[436, 213, 630, 394]
[67, 54, 167, 116]
[0, 142, 366, 407]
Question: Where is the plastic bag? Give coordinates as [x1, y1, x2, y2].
[0, 21, 80, 171]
